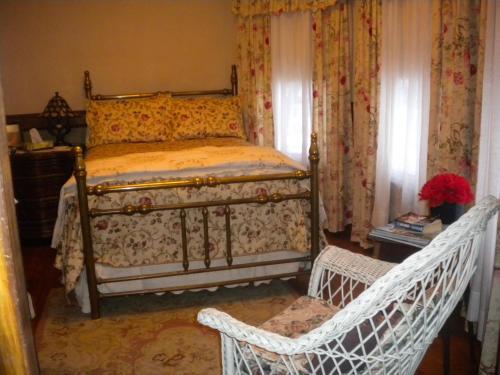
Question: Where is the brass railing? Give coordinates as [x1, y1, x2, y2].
[84, 65, 238, 100]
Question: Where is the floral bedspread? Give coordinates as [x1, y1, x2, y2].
[53, 138, 319, 293]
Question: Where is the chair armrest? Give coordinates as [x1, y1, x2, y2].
[198, 308, 301, 355]
[308, 246, 396, 304]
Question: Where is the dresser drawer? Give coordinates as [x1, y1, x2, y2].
[17, 219, 57, 241]
[16, 197, 60, 222]
[11, 147, 75, 241]
[11, 153, 73, 178]
[13, 174, 70, 199]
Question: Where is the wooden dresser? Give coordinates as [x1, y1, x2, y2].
[10, 147, 74, 242]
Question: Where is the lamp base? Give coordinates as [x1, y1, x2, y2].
[48, 122, 72, 147]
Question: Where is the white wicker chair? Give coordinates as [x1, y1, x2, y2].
[198, 195, 500, 375]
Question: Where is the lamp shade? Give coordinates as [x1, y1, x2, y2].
[41, 92, 75, 119]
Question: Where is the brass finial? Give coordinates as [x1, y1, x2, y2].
[231, 65, 238, 96]
[123, 205, 135, 215]
[309, 132, 319, 163]
[193, 177, 204, 187]
[84, 71, 92, 99]
[74, 146, 86, 172]
[207, 176, 218, 187]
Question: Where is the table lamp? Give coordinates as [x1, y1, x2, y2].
[41, 92, 75, 146]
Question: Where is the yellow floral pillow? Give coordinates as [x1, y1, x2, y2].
[86, 95, 171, 148]
[169, 96, 246, 140]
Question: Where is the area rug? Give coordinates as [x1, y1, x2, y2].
[36, 281, 299, 374]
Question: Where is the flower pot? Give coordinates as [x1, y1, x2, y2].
[430, 203, 465, 225]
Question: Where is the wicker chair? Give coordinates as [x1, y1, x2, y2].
[198, 195, 500, 375]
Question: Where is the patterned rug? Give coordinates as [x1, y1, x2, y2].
[36, 281, 298, 374]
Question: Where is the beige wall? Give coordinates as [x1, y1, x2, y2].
[0, 0, 237, 115]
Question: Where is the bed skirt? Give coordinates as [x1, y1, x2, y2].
[74, 250, 306, 313]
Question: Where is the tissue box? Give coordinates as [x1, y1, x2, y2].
[24, 140, 54, 151]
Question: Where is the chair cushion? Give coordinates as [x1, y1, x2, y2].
[241, 296, 339, 374]
[259, 295, 340, 340]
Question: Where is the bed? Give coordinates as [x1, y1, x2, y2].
[52, 66, 322, 318]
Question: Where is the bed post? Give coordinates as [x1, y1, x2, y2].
[74, 146, 100, 319]
[231, 65, 238, 96]
[309, 133, 320, 261]
[84, 71, 92, 100]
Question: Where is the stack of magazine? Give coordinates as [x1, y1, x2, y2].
[370, 213, 443, 248]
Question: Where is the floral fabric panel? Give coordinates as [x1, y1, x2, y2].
[350, 0, 381, 247]
[312, 3, 354, 234]
[237, 15, 275, 146]
[232, 0, 339, 16]
[311, 1, 381, 247]
[168, 97, 246, 140]
[427, 0, 487, 183]
[53, 142, 320, 293]
[86, 95, 172, 148]
[56, 180, 314, 294]
[236, 0, 381, 246]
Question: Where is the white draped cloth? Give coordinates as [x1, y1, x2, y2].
[467, 0, 500, 354]
[271, 11, 313, 165]
[372, 0, 432, 226]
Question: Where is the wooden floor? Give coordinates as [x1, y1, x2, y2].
[22, 241, 60, 331]
[22, 230, 480, 374]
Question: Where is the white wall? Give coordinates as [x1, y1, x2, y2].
[0, 0, 237, 114]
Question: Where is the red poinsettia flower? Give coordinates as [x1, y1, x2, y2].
[419, 173, 474, 207]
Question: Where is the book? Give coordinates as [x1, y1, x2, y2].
[394, 212, 442, 234]
[370, 223, 434, 248]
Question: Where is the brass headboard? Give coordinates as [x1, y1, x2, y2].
[84, 65, 238, 100]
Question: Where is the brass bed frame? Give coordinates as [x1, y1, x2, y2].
[76, 65, 320, 319]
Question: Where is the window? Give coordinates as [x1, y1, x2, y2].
[271, 11, 313, 164]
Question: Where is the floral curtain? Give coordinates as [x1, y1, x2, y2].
[311, 3, 353, 233]
[311, 0, 381, 246]
[427, 0, 487, 183]
[234, 0, 341, 147]
[350, 0, 381, 245]
[235, 0, 381, 246]
[233, 0, 339, 16]
[237, 15, 274, 146]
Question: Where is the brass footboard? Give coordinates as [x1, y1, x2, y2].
[74, 134, 320, 319]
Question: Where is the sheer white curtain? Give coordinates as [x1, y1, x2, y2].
[372, 0, 432, 226]
[271, 11, 313, 165]
[467, 0, 500, 340]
